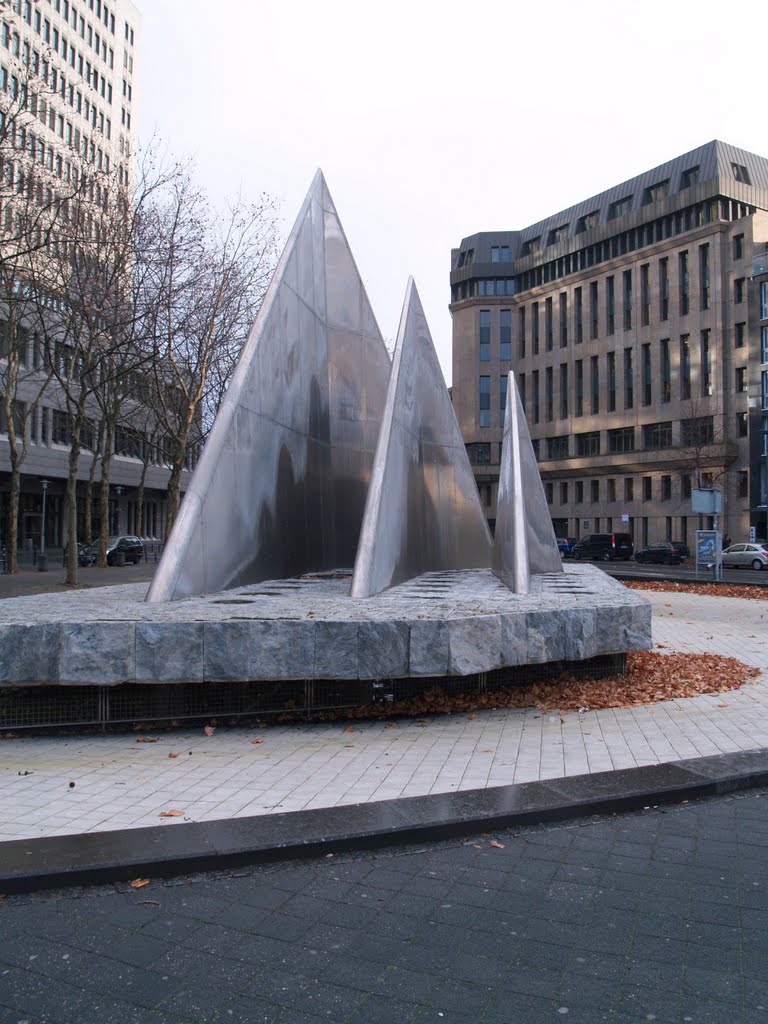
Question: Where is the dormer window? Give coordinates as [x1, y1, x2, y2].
[547, 224, 569, 246]
[642, 179, 669, 205]
[680, 166, 699, 189]
[520, 236, 540, 257]
[575, 210, 599, 234]
[732, 162, 751, 185]
[608, 196, 632, 220]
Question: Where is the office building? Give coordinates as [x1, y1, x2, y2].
[451, 141, 768, 548]
[0, 0, 180, 553]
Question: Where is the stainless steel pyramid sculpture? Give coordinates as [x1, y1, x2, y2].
[350, 278, 492, 598]
[146, 171, 391, 602]
[493, 371, 563, 592]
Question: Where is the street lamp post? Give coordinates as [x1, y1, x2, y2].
[39, 479, 49, 572]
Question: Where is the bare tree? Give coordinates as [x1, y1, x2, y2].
[140, 173, 279, 536]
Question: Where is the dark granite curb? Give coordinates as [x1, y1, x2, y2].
[2, 748, 767, 895]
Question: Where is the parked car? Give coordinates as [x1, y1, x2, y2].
[634, 541, 687, 565]
[722, 543, 768, 571]
[557, 537, 578, 558]
[670, 540, 690, 559]
[82, 535, 144, 566]
[571, 533, 634, 562]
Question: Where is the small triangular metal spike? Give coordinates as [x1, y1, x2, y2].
[351, 278, 492, 598]
[493, 371, 562, 593]
[147, 171, 391, 602]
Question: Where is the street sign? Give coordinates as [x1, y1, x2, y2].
[621, 512, 630, 523]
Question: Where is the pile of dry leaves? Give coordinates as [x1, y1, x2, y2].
[300, 650, 760, 722]
[626, 580, 768, 600]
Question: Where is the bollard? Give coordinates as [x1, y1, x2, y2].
[38, 554, 48, 572]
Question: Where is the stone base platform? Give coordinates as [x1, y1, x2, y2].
[0, 566, 650, 688]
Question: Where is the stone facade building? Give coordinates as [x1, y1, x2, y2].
[451, 141, 768, 547]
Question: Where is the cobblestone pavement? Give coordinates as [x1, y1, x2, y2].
[2, 589, 767, 842]
[1, 788, 767, 1024]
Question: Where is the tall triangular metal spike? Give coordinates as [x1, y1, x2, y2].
[493, 371, 563, 592]
[146, 171, 391, 602]
[351, 278, 492, 598]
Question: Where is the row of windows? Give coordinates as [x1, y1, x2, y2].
[3, 9, 115, 90]
[543, 469, 749, 507]
[452, 204, 751, 303]
[0, 400, 199, 470]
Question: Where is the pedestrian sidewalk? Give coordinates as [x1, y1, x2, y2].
[2, 588, 767, 845]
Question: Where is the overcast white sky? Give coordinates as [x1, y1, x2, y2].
[138, 0, 766, 384]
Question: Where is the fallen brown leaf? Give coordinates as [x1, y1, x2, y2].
[136, 737, 158, 744]
[203, 725, 215, 737]
[343, 727, 358, 734]
[129, 879, 150, 889]
[250, 738, 264, 744]
[489, 840, 505, 849]
[159, 809, 184, 818]
[168, 752, 180, 759]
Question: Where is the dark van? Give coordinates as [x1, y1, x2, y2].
[571, 533, 633, 562]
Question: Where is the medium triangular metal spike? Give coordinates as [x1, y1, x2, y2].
[147, 170, 391, 602]
[351, 278, 492, 598]
[493, 371, 563, 593]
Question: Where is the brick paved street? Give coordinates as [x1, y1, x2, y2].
[2, 789, 767, 1024]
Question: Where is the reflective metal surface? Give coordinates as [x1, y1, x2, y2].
[493, 372, 562, 592]
[146, 171, 391, 602]
[351, 278, 492, 598]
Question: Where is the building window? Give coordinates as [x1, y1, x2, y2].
[608, 196, 632, 220]
[51, 409, 70, 445]
[660, 338, 671, 403]
[532, 369, 539, 424]
[698, 330, 711, 397]
[545, 482, 553, 505]
[607, 351, 616, 412]
[641, 343, 652, 406]
[681, 416, 714, 446]
[590, 355, 599, 415]
[574, 286, 583, 344]
[761, 326, 768, 364]
[479, 310, 491, 362]
[643, 422, 673, 450]
[559, 292, 568, 348]
[679, 251, 689, 316]
[763, 370, 768, 411]
[737, 411, 748, 437]
[624, 347, 634, 409]
[624, 478, 634, 502]
[479, 376, 491, 428]
[545, 297, 553, 352]
[560, 363, 568, 420]
[761, 282, 768, 321]
[608, 427, 634, 453]
[607, 478, 616, 502]
[640, 263, 650, 326]
[575, 359, 583, 417]
[500, 309, 511, 361]
[548, 436, 569, 460]
[659, 257, 669, 321]
[518, 373, 525, 412]
[518, 307, 526, 358]
[545, 366, 554, 422]
[499, 374, 508, 425]
[734, 233, 744, 260]
[680, 335, 691, 399]
[623, 270, 632, 330]
[591, 479, 600, 503]
[465, 443, 492, 465]
[682, 474, 692, 499]
[734, 278, 745, 304]
[532, 302, 539, 355]
[589, 281, 598, 339]
[699, 244, 710, 310]
[560, 482, 568, 505]
[577, 211, 600, 234]
[642, 477, 652, 502]
[735, 322, 746, 348]
[680, 166, 699, 189]
[606, 276, 615, 334]
[577, 431, 600, 457]
[661, 475, 672, 501]
[575, 481, 584, 503]
[732, 162, 751, 185]
[736, 367, 747, 393]
[739, 471, 749, 498]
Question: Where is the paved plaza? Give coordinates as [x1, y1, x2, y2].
[1, 588, 767, 843]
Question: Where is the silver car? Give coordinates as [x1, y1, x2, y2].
[722, 543, 768, 571]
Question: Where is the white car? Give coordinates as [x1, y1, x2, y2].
[722, 543, 768, 571]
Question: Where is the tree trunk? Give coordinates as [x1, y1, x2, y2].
[165, 459, 183, 539]
[98, 422, 114, 568]
[7, 454, 19, 575]
[65, 442, 80, 585]
[135, 457, 149, 538]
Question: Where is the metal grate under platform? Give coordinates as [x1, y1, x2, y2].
[0, 654, 627, 732]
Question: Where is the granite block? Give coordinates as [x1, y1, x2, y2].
[564, 608, 598, 660]
[203, 622, 253, 681]
[314, 621, 358, 679]
[448, 615, 503, 675]
[500, 613, 529, 666]
[526, 610, 568, 664]
[136, 623, 205, 683]
[59, 622, 135, 685]
[358, 621, 409, 679]
[250, 620, 315, 680]
[0, 624, 60, 684]
[409, 619, 450, 676]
